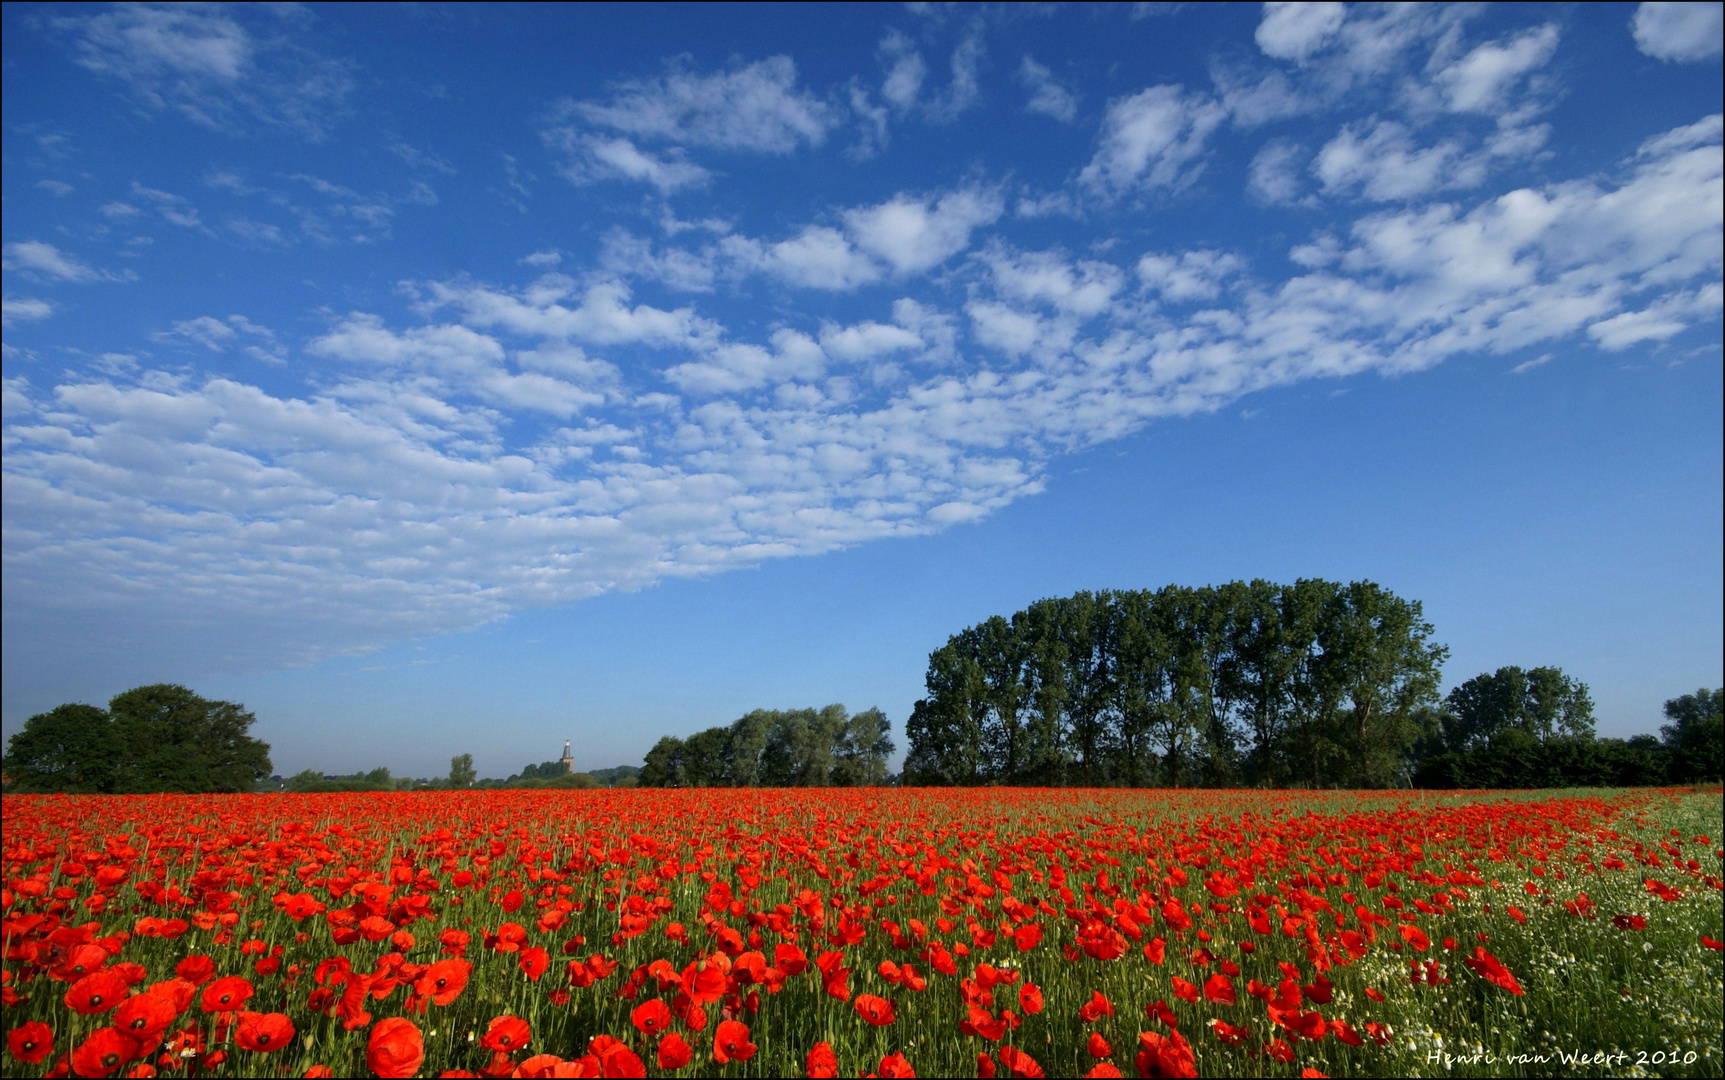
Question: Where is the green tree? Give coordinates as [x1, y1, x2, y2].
[109, 684, 272, 793]
[831, 707, 895, 786]
[639, 736, 687, 787]
[1317, 581, 1448, 787]
[1661, 688, 1723, 782]
[1443, 666, 1594, 751]
[2, 703, 119, 792]
[447, 753, 476, 789]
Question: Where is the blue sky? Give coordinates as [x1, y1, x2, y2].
[3, 2, 1720, 779]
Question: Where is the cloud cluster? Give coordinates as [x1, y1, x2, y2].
[544, 56, 841, 192]
[56, 4, 353, 139]
[6, 114, 1718, 674]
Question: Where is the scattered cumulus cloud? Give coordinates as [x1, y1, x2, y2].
[1632, 2, 1724, 62]
[1018, 56, 1078, 122]
[1079, 85, 1227, 197]
[56, 3, 353, 138]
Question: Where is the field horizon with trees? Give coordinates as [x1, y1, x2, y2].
[4, 580, 1720, 795]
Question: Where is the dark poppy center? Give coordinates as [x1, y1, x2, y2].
[103, 1052, 121, 1066]
[90, 993, 106, 1005]
[258, 1034, 272, 1045]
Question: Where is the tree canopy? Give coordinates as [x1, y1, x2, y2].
[638, 706, 894, 788]
[4, 685, 271, 793]
[903, 580, 1447, 789]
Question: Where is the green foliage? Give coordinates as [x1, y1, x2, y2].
[515, 760, 567, 781]
[283, 767, 394, 793]
[4, 686, 270, 794]
[904, 580, 1447, 789]
[1442, 665, 1596, 751]
[2, 703, 118, 792]
[108, 684, 273, 794]
[1662, 688, 1723, 782]
[636, 705, 896, 787]
[1413, 732, 1672, 788]
[447, 753, 476, 789]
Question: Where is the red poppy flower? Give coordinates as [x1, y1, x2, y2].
[998, 1046, 1042, 1078]
[114, 991, 177, 1040]
[415, 959, 471, 1006]
[514, 1054, 568, 1078]
[1170, 977, 1199, 1004]
[681, 960, 729, 1005]
[7, 1021, 53, 1065]
[1084, 1065, 1125, 1078]
[65, 970, 130, 1015]
[1019, 983, 1043, 1015]
[232, 1011, 294, 1053]
[1463, 947, 1525, 995]
[712, 1020, 755, 1064]
[774, 943, 808, 977]
[1087, 1032, 1113, 1058]
[479, 1014, 531, 1053]
[1202, 973, 1236, 1005]
[517, 946, 550, 982]
[367, 1017, 425, 1079]
[854, 993, 896, 1026]
[657, 1032, 693, 1071]
[1399, 924, 1430, 951]
[174, 955, 216, 986]
[200, 975, 254, 1013]
[805, 1041, 839, 1078]
[70, 1027, 138, 1078]
[1078, 990, 1115, 1023]
[877, 1051, 916, 1078]
[590, 1035, 645, 1078]
[1135, 1030, 1197, 1079]
[631, 999, 673, 1036]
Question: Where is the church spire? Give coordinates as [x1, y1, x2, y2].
[560, 739, 573, 774]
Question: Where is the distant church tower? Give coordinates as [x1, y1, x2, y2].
[559, 740, 573, 775]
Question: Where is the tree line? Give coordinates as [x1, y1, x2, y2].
[901, 581, 1722, 789]
[2, 684, 272, 793]
[638, 705, 894, 787]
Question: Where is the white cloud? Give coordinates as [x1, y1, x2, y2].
[4, 103, 1719, 686]
[560, 135, 711, 193]
[742, 227, 884, 292]
[880, 32, 927, 110]
[58, 4, 352, 138]
[424, 277, 722, 351]
[1018, 56, 1078, 122]
[1588, 284, 1723, 349]
[311, 315, 505, 373]
[980, 245, 1124, 316]
[560, 56, 837, 153]
[1431, 24, 1559, 115]
[665, 328, 824, 394]
[161, 314, 286, 362]
[1079, 85, 1227, 197]
[1633, 2, 1724, 62]
[2, 297, 54, 328]
[1255, 2, 1347, 63]
[844, 188, 1004, 275]
[877, 30, 983, 122]
[926, 36, 985, 123]
[1313, 120, 1489, 201]
[1248, 139, 1308, 204]
[819, 319, 921, 363]
[1138, 250, 1245, 304]
[1, 241, 109, 283]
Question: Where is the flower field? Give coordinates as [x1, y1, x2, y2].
[3, 788, 1720, 1078]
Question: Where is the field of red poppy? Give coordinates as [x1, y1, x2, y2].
[2, 787, 1720, 1079]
